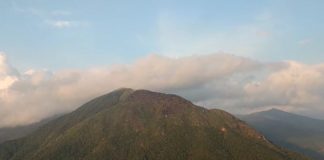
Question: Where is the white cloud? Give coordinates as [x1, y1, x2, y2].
[0, 52, 323, 127]
[0, 76, 17, 90]
[11, 1, 83, 29]
[46, 20, 75, 29]
[0, 53, 19, 90]
[243, 61, 324, 113]
[11, 1, 43, 17]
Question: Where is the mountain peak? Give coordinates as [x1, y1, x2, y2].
[248, 108, 292, 117]
[113, 87, 134, 93]
[268, 108, 283, 112]
[266, 108, 288, 114]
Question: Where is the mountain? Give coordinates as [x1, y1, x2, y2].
[239, 108, 324, 160]
[0, 116, 57, 144]
[0, 121, 43, 144]
[0, 89, 309, 160]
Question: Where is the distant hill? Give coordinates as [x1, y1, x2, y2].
[0, 89, 309, 160]
[240, 108, 324, 160]
[0, 116, 57, 144]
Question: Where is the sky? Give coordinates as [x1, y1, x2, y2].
[1, 0, 324, 70]
[0, 0, 324, 127]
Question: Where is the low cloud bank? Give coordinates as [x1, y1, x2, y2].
[0, 52, 323, 127]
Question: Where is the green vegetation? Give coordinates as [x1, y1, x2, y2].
[0, 89, 310, 160]
[0, 116, 58, 143]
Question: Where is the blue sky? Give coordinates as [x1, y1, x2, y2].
[1, 0, 324, 70]
[1, 0, 324, 125]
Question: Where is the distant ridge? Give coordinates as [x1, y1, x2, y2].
[240, 108, 324, 160]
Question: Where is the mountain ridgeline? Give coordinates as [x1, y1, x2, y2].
[0, 116, 59, 144]
[0, 89, 309, 160]
[240, 109, 324, 160]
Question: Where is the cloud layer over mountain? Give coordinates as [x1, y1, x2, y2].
[0, 52, 323, 127]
